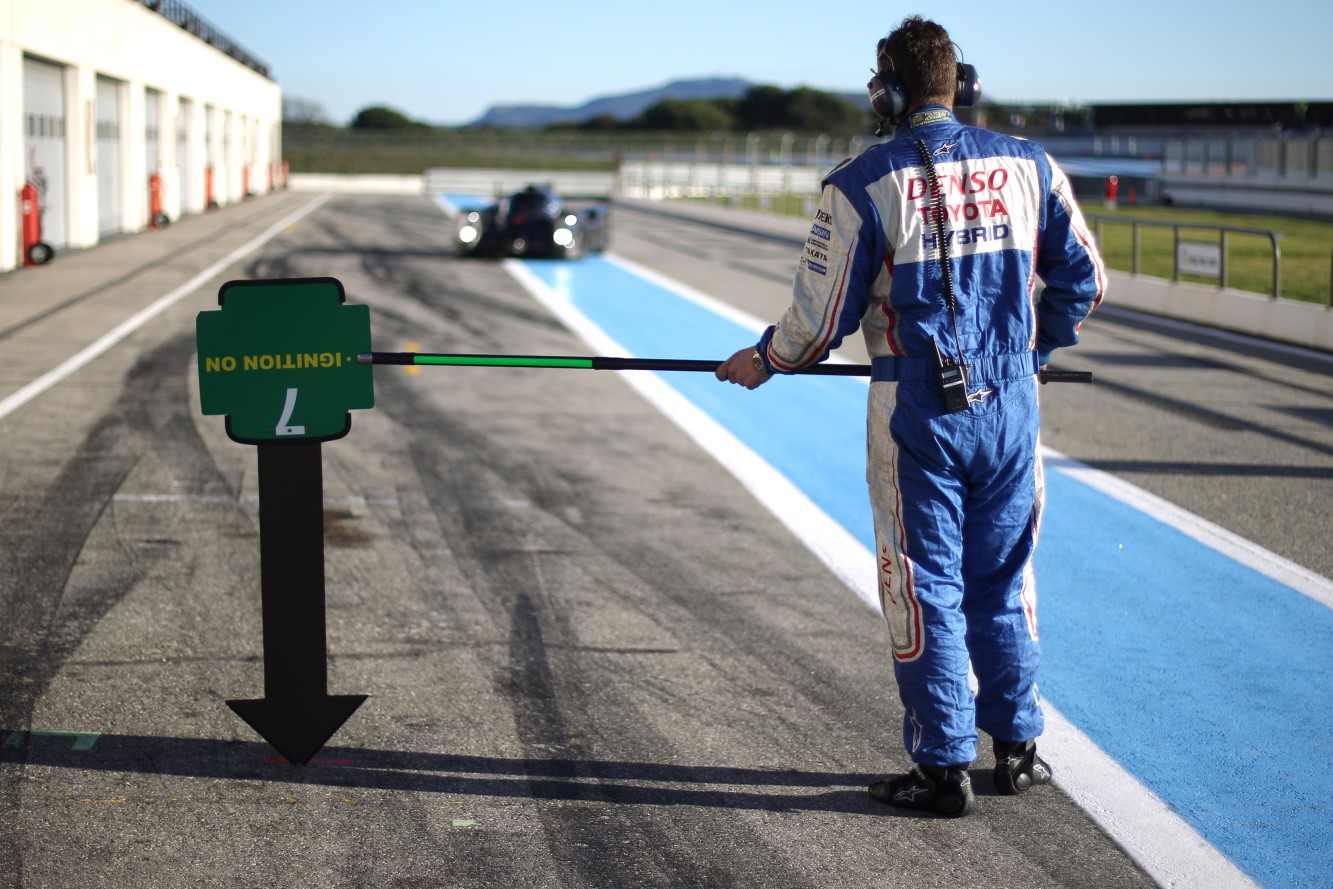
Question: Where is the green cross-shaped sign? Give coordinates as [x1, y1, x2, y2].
[196, 277, 373, 444]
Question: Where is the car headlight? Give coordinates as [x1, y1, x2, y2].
[552, 228, 574, 247]
[458, 225, 478, 244]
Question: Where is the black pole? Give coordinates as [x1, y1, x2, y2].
[359, 352, 1093, 383]
[227, 442, 366, 764]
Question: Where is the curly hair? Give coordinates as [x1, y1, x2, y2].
[880, 16, 957, 108]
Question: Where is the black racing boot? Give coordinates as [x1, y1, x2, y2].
[993, 739, 1052, 795]
[868, 763, 974, 817]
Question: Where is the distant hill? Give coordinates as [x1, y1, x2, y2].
[469, 78, 869, 129]
[471, 78, 750, 128]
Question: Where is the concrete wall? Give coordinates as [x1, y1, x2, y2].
[287, 170, 622, 199]
[290, 174, 426, 195]
[1160, 174, 1333, 218]
[619, 160, 823, 199]
[1108, 271, 1333, 352]
[0, 0, 281, 272]
[422, 168, 619, 199]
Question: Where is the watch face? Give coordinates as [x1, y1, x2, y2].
[751, 352, 766, 373]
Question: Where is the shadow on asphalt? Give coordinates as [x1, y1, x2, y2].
[1, 729, 932, 816]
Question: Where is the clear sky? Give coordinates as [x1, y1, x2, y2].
[186, 0, 1333, 126]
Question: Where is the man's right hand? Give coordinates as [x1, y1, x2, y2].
[715, 347, 771, 390]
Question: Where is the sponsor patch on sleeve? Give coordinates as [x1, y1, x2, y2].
[804, 239, 830, 263]
[799, 256, 828, 276]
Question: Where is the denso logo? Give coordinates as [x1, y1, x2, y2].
[907, 168, 1009, 202]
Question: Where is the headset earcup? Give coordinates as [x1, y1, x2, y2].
[955, 63, 981, 108]
[867, 72, 907, 121]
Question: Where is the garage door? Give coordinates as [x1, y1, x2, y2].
[178, 96, 192, 214]
[97, 76, 122, 236]
[23, 57, 68, 249]
[146, 87, 164, 221]
[145, 87, 161, 173]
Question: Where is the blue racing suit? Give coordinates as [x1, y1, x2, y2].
[756, 106, 1105, 767]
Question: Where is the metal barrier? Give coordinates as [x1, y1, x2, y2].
[1088, 214, 1282, 299]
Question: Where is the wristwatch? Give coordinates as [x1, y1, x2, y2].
[751, 350, 768, 374]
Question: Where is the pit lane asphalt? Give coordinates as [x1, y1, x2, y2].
[0, 190, 1325, 887]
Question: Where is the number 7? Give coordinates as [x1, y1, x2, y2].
[276, 388, 306, 436]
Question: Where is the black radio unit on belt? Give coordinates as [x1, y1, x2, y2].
[910, 128, 973, 414]
[933, 336, 971, 413]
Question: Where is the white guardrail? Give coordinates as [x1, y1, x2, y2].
[288, 170, 622, 199]
[291, 163, 830, 202]
[617, 161, 824, 200]
[423, 169, 619, 199]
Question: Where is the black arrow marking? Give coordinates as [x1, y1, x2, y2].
[227, 441, 367, 765]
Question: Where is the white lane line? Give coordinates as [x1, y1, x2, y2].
[601, 254, 769, 337]
[1044, 449, 1333, 610]
[0, 194, 333, 423]
[504, 259, 877, 609]
[505, 256, 1261, 889]
[601, 253, 865, 367]
[1042, 706, 1260, 889]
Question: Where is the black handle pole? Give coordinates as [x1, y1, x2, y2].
[357, 352, 1093, 383]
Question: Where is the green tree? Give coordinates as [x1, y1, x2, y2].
[578, 113, 624, 131]
[283, 96, 331, 125]
[736, 85, 790, 129]
[349, 105, 427, 130]
[635, 98, 736, 131]
[559, 85, 870, 134]
[785, 87, 864, 133]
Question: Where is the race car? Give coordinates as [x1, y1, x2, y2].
[454, 185, 608, 258]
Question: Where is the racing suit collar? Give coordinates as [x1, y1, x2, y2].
[901, 105, 956, 131]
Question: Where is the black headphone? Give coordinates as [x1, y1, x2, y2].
[867, 38, 980, 123]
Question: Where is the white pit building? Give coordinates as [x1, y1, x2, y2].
[0, 0, 282, 271]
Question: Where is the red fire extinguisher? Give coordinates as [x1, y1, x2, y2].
[205, 165, 218, 210]
[149, 171, 169, 228]
[1103, 175, 1119, 209]
[21, 180, 54, 266]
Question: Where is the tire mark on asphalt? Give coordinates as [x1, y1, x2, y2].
[257, 198, 1155, 885]
[297, 207, 716, 881]
[1074, 369, 1333, 458]
[0, 331, 240, 887]
[379, 369, 798, 887]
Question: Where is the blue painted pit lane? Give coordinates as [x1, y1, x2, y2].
[512, 252, 1332, 889]
[437, 194, 497, 215]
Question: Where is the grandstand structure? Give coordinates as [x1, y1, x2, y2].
[0, 0, 282, 272]
[988, 100, 1333, 216]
